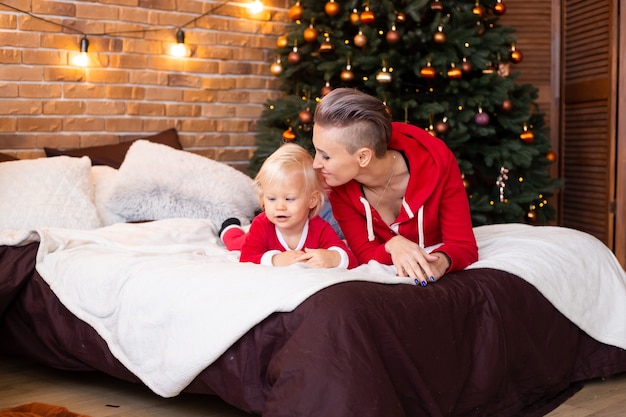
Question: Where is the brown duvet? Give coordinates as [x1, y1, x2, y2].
[1, 242, 626, 417]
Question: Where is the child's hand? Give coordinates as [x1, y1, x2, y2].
[272, 250, 306, 266]
[297, 248, 341, 268]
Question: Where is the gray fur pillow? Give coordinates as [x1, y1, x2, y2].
[103, 140, 259, 226]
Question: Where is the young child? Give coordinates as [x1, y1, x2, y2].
[220, 143, 357, 269]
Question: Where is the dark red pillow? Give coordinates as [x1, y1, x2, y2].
[0, 152, 18, 162]
[44, 128, 182, 169]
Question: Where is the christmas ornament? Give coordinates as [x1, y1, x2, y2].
[270, 57, 283, 76]
[386, 24, 400, 44]
[376, 65, 392, 83]
[321, 81, 332, 96]
[510, 44, 523, 63]
[447, 63, 462, 79]
[303, 24, 318, 43]
[282, 127, 296, 142]
[288, 2, 303, 21]
[319, 36, 334, 53]
[520, 123, 535, 143]
[546, 150, 557, 162]
[288, 46, 301, 65]
[461, 57, 473, 73]
[420, 61, 436, 79]
[360, 6, 375, 25]
[482, 63, 496, 74]
[324, 0, 340, 17]
[493, 0, 506, 15]
[500, 98, 513, 113]
[341, 59, 354, 82]
[350, 9, 360, 25]
[426, 123, 436, 136]
[433, 25, 447, 44]
[396, 12, 407, 23]
[299, 108, 313, 124]
[474, 106, 490, 126]
[430, 0, 444, 12]
[354, 30, 367, 48]
[476, 19, 486, 36]
[525, 208, 537, 221]
[498, 63, 510, 77]
[276, 35, 289, 49]
[496, 166, 509, 202]
[435, 117, 449, 135]
[472, 0, 485, 17]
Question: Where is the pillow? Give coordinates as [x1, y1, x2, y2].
[91, 165, 126, 227]
[0, 152, 18, 162]
[44, 128, 182, 169]
[103, 140, 259, 225]
[0, 156, 102, 231]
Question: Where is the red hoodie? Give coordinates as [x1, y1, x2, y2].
[329, 122, 478, 271]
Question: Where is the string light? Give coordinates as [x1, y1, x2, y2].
[169, 29, 190, 57]
[0, 0, 266, 63]
[71, 36, 89, 67]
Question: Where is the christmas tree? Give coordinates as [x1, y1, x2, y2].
[251, 0, 562, 225]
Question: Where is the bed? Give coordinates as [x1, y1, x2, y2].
[1, 131, 626, 417]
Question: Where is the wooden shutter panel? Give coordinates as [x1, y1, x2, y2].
[561, 0, 617, 246]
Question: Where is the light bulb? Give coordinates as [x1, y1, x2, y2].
[248, 0, 264, 14]
[169, 29, 190, 57]
[72, 36, 89, 67]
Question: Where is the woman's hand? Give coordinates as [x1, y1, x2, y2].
[385, 235, 449, 285]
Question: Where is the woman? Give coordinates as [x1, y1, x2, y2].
[312, 88, 477, 285]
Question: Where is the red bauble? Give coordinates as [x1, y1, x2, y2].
[435, 120, 449, 135]
[386, 27, 401, 44]
[461, 58, 473, 73]
[299, 108, 313, 124]
[520, 129, 535, 144]
[319, 37, 334, 53]
[500, 98, 514, 113]
[430, 0, 444, 12]
[324, 0, 340, 17]
[288, 49, 301, 65]
[321, 82, 333, 96]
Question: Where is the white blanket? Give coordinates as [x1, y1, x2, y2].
[2, 220, 625, 398]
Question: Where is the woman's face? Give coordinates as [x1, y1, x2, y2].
[312, 124, 361, 187]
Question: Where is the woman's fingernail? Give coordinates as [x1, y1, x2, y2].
[429, 276, 435, 282]
[421, 280, 427, 287]
[414, 278, 420, 285]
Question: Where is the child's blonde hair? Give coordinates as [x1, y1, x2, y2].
[254, 143, 326, 217]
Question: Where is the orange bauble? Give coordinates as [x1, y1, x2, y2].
[324, 0, 340, 17]
[340, 68, 355, 82]
[303, 25, 318, 43]
[546, 150, 557, 162]
[276, 35, 289, 49]
[360, 8, 375, 25]
[282, 127, 297, 142]
[510, 49, 524, 63]
[288, 3, 303, 21]
[520, 129, 535, 144]
[447, 65, 462, 79]
[420, 64, 436, 79]
[493, 1, 507, 15]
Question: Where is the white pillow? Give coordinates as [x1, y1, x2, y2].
[0, 156, 102, 231]
[91, 165, 126, 226]
[103, 140, 259, 224]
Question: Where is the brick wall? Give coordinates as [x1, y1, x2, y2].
[0, 0, 290, 170]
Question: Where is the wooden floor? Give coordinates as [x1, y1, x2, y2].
[1, 356, 626, 416]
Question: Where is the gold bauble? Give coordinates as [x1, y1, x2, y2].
[270, 60, 283, 76]
[276, 35, 289, 49]
[340, 68, 355, 82]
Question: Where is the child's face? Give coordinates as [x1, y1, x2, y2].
[262, 172, 319, 233]
[312, 124, 362, 187]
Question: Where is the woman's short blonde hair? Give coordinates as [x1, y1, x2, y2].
[254, 143, 326, 217]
